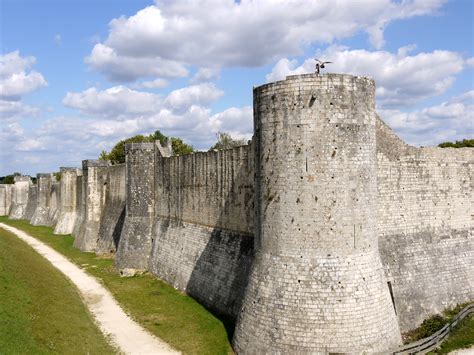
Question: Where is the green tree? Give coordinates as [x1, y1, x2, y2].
[209, 132, 247, 151]
[101, 135, 149, 165]
[438, 139, 474, 148]
[2, 172, 21, 184]
[170, 137, 194, 155]
[99, 130, 194, 163]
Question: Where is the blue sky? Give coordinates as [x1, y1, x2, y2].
[1, 0, 473, 175]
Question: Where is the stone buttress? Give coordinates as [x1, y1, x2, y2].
[54, 167, 81, 235]
[9, 175, 31, 220]
[116, 142, 156, 274]
[233, 74, 402, 353]
[73, 160, 109, 251]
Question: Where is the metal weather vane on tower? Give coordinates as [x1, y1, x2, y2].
[314, 58, 332, 74]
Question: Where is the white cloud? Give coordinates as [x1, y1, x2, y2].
[190, 67, 221, 84]
[54, 34, 62, 45]
[85, 43, 188, 82]
[0, 100, 39, 122]
[0, 51, 47, 100]
[87, 0, 445, 82]
[135, 78, 169, 89]
[164, 83, 223, 111]
[266, 46, 465, 108]
[380, 90, 473, 146]
[63, 85, 162, 118]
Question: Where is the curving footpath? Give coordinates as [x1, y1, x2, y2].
[0, 223, 179, 355]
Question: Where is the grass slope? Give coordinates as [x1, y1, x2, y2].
[429, 315, 474, 354]
[0, 217, 233, 355]
[0, 227, 114, 354]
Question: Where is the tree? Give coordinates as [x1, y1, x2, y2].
[209, 132, 247, 151]
[99, 130, 194, 163]
[2, 172, 21, 184]
[101, 135, 150, 165]
[171, 137, 194, 155]
[438, 139, 474, 148]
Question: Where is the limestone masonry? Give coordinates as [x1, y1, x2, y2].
[1, 74, 472, 354]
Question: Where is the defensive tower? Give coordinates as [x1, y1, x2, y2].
[233, 74, 402, 353]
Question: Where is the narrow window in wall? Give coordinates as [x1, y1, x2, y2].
[387, 281, 397, 314]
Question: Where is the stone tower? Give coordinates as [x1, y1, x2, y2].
[233, 74, 402, 353]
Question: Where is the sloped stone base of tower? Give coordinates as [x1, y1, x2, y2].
[233, 251, 402, 353]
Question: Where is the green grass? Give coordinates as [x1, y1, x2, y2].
[429, 315, 474, 354]
[0, 217, 233, 355]
[404, 302, 472, 344]
[0, 227, 115, 354]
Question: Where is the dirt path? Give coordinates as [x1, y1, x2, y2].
[0, 223, 179, 355]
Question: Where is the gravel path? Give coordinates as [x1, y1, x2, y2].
[0, 223, 179, 355]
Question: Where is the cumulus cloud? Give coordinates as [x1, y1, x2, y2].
[85, 43, 188, 82]
[86, 0, 445, 82]
[0, 100, 39, 122]
[63, 85, 162, 118]
[58, 82, 247, 151]
[135, 78, 169, 89]
[380, 90, 474, 146]
[266, 45, 465, 108]
[0, 51, 47, 100]
[164, 83, 224, 111]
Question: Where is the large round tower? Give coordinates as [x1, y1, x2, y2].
[233, 74, 401, 353]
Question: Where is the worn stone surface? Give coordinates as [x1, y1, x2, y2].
[97, 164, 126, 254]
[73, 160, 109, 252]
[9, 176, 31, 219]
[24, 185, 38, 221]
[116, 143, 155, 272]
[376, 118, 474, 332]
[233, 74, 402, 353]
[54, 168, 81, 235]
[149, 144, 254, 318]
[0, 184, 13, 216]
[30, 173, 57, 227]
[72, 174, 84, 236]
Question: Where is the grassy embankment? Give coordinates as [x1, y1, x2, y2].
[0, 227, 115, 354]
[0, 217, 233, 355]
[402, 302, 473, 354]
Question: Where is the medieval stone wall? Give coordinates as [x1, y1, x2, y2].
[3, 73, 473, 354]
[376, 118, 473, 332]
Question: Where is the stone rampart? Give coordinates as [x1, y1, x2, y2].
[30, 173, 57, 226]
[149, 145, 255, 318]
[116, 143, 156, 272]
[9, 175, 31, 219]
[0, 184, 13, 216]
[73, 160, 109, 251]
[376, 118, 473, 332]
[5, 73, 473, 353]
[97, 164, 126, 254]
[54, 167, 81, 234]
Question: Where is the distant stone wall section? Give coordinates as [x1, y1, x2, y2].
[0, 184, 13, 216]
[97, 164, 126, 254]
[376, 118, 474, 332]
[9, 176, 31, 219]
[55, 168, 81, 235]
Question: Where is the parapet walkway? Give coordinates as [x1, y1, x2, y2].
[0, 223, 179, 355]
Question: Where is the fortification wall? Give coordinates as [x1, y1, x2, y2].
[55, 168, 81, 235]
[0, 184, 13, 216]
[72, 174, 84, 236]
[9, 176, 31, 219]
[149, 145, 255, 318]
[376, 118, 474, 332]
[30, 173, 58, 227]
[24, 185, 37, 221]
[97, 164, 126, 254]
[73, 160, 109, 252]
